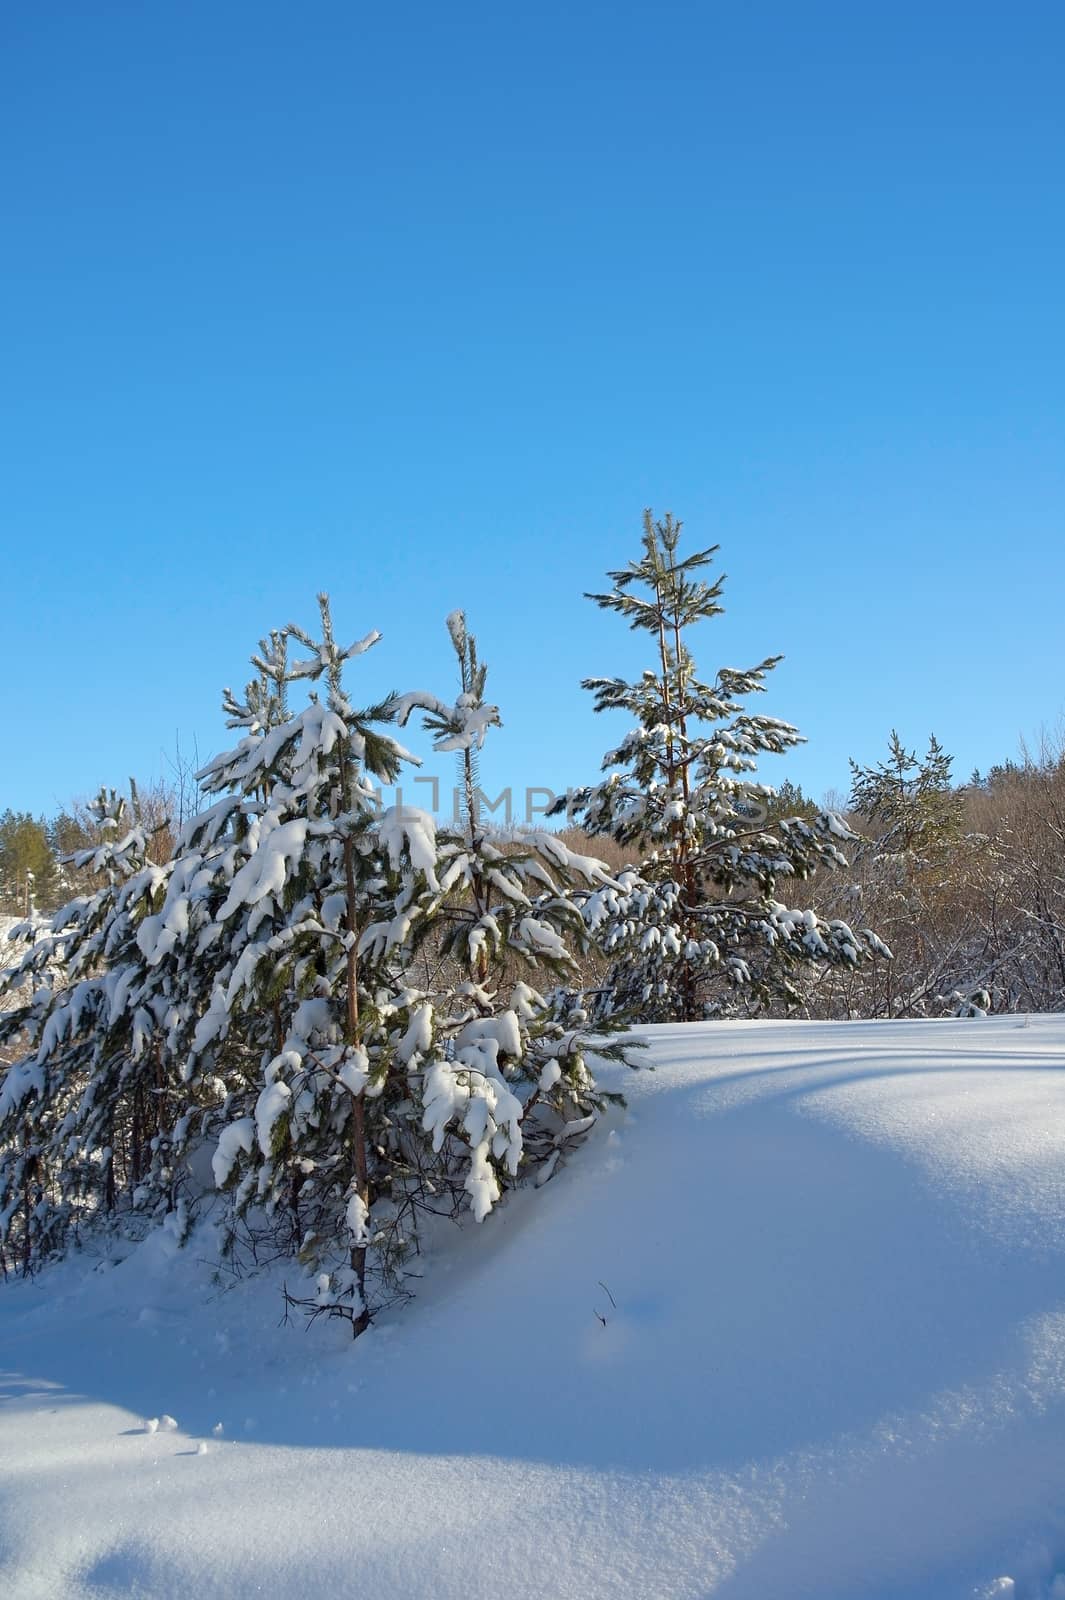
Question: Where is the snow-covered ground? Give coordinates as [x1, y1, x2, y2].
[3, 1015, 1065, 1599]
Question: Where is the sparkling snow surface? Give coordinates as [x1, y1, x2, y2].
[4, 1017, 1065, 1598]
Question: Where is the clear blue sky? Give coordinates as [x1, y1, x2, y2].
[3, 0, 1063, 822]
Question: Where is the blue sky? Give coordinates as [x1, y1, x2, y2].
[3, 0, 1063, 822]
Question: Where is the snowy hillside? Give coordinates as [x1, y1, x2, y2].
[3, 1016, 1065, 1599]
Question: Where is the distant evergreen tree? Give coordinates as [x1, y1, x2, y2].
[0, 811, 56, 913]
[848, 731, 963, 859]
[553, 510, 884, 1020]
[755, 779, 819, 827]
[986, 757, 1025, 790]
[838, 735, 974, 1018]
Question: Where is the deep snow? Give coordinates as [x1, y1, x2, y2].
[3, 1016, 1065, 1598]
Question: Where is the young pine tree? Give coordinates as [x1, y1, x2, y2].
[848, 731, 963, 859]
[385, 612, 633, 1216]
[157, 596, 439, 1332]
[844, 731, 971, 1017]
[554, 510, 884, 1020]
[0, 785, 166, 1269]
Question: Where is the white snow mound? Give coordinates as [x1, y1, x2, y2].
[3, 1016, 1065, 1597]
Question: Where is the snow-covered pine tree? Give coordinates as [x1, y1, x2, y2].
[0, 786, 168, 1270]
[147, 597, 442, 1332]
[552, 510, 885, 1020]
[0, 602, 439, 1319]
[381, 612, 634, 1217]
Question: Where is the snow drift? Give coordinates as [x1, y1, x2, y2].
[2, 1015, 1065, 1598]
